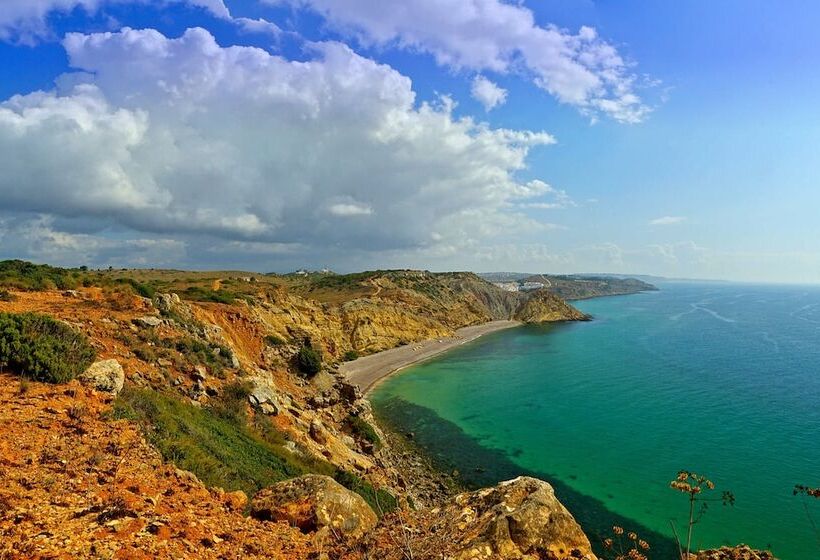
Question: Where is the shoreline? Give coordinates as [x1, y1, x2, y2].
[340, 320, 521, 394]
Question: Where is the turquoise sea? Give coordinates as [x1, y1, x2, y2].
[371, 282, 820, 559]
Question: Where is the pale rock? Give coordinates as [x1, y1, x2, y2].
[79, 359, 125, 395]
[250, 475, 377, 540]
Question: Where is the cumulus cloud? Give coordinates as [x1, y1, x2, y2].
[0, 0, 230, 43]
[649, 216, 687, 226]
[471, 75, 507, 111]
[235, 17, 282, 37]
[0, 26, 559, 265]
[268, 0, 651, 122]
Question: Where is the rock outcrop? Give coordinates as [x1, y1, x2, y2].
[435, 476, 596, 559]
[514, 290, 589, 323]
[250, 474, 378, 540]
[78, 359, 125, 394]
[696, 546, 779, 560]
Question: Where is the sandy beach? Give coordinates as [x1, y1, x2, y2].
[340, 320, 521, 393]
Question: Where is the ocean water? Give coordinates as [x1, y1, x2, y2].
[371, 282, 820, 559]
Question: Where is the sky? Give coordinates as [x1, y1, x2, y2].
[0, 1, 819, 283]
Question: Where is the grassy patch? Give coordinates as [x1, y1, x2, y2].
[182, 286, 238, 305]
[113, 386, 396, 513]
[264, 334, 286, 346]
[342, 350, 359, 362]
[0, 312, 96, 383]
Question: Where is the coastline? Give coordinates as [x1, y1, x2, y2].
[340, 319, 521, 394]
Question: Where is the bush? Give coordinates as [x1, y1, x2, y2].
[346, 415, 382, 450]
[296, 345, 322, 376]
[343, 350, 360, 361]
[0, 289, 16, 302]
[182, 286, 236, 304]
[0, 260, 83, 291]
[264, 334, 286, 346]
[0, 312, 96, 383]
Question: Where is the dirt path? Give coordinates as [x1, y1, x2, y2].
[340, 320, 521, 394]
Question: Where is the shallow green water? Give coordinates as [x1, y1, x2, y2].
[371, 282, 820, 559]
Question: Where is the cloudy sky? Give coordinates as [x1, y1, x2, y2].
[1, 0, 819, 283]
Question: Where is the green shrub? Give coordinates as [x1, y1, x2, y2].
[264, 334, 286, 346]
[174, 337, 234, 375]
[0, 260, 82, 291]
[118, 278, 156, 299]
[182, 286, 236, 304]
[0, 312, 96, 383]
[296, 345, 322, 376]
[343, 350, 360, 361]
[333, 470, 397, 514]
[346, 415, 382, 450]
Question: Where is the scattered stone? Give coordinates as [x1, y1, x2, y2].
[222, 490, 248, 513]
[133, 316, 163, 328]
[309, 420, 328, 445]
[250, 475, 377, 540]
[259, 402, 279, 415]
[192, 366, 208, 382]
[62, 290, 81, 298]
[78, 360, 125, 395]
[283, 441, 302, 456]
[155, 293, 181, 313]
[696, 545, 779, 560]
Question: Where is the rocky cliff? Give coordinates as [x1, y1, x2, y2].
[514, 289, 590, 323]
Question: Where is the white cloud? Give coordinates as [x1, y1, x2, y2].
[269, 0, 651, 122]
[0, 0, 230, 43]
[235, 17, 281, 37]
[327, 202, 373, 217]
[0, 27, 558, 265]
[471, 75, 507, 111]
[649, 216, 687, 226]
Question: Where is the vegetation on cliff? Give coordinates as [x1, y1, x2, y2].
[0, 312, 96, 383]
[112, 385, 396, 514]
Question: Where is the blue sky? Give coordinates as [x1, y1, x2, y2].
[0, 0, 818, 283]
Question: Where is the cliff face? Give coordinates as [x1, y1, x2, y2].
[514, 289, 590, 323]
[272, 270, 585, 355]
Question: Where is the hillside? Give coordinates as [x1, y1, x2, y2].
[480, 271, 657, 300]
[0, 262, 767, 560]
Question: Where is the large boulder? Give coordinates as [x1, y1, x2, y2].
[79, 359, 125, 395]
[250, 475, 377, 540]
[443, 476, 596, 560]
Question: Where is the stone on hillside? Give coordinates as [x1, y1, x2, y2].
[696, 546, 779, 560]
[445, 476, 596, 560]
[79, 359, 125, 395]
[310, 419, 328, 444]
[133, 316, 163, 328]
[192, 366, 208, 382]
[248, 378, 290, 414]
[250, 475, 377, 540]
[155, 293, 181, 313]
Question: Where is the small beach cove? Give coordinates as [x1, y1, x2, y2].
[340, 320, 521, 393]
[367, 283, 820, 560]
